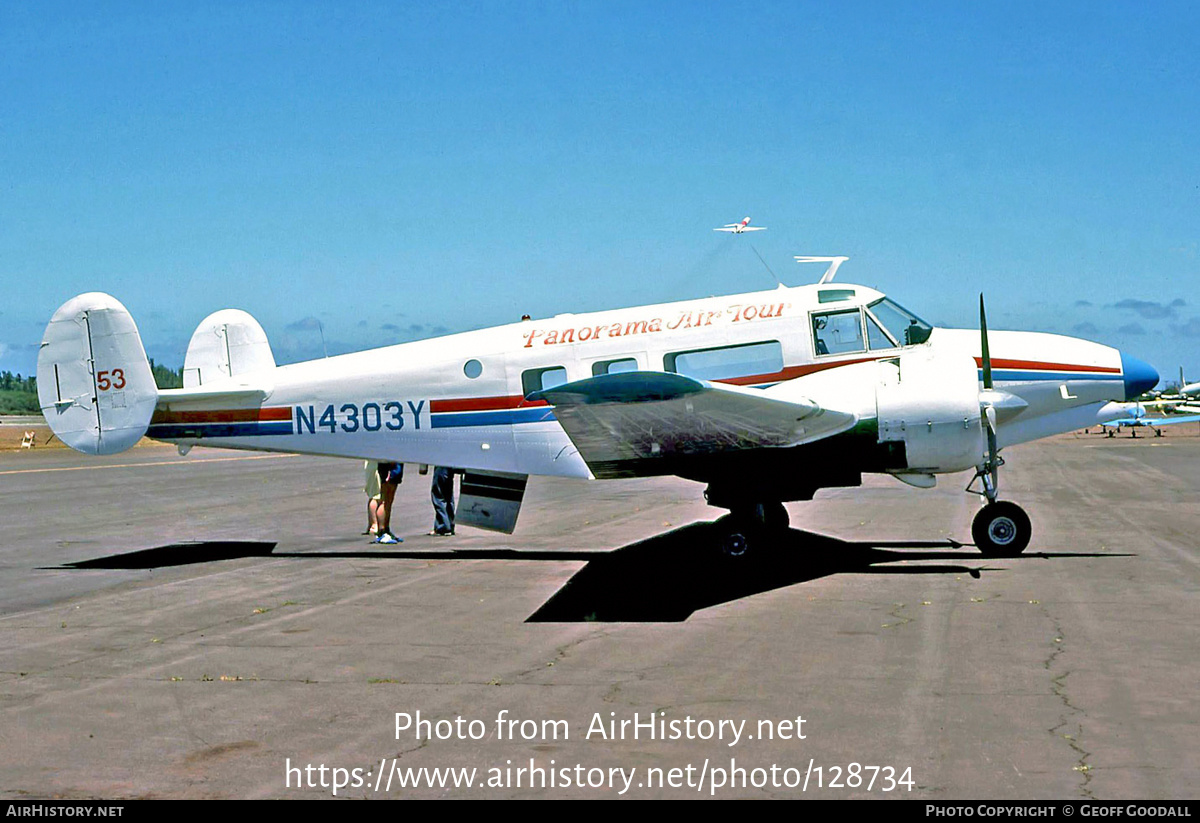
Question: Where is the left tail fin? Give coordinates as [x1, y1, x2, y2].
[37, 293, 158, 455]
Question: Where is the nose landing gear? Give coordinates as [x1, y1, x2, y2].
[970, 293, 1033, 558]
[971, 499, 1031, 557]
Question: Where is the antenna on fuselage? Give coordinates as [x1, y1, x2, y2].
[794, 255, 849, 284]
[317, 319, 329, 358]
[748, 242, 782, 287]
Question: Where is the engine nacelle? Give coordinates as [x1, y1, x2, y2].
[876, 349, 984, 473]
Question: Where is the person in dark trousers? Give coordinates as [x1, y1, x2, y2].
[429, 466, 456, 536]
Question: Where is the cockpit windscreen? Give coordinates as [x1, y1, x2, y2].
[867, 298, 933, 346]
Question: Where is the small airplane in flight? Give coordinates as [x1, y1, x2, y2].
[1099, 402, 1200, 437]
[714, 217, 766, 234]
[38, 256, 1159, 557]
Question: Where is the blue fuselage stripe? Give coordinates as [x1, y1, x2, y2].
[984, 369, 1119, 382]
[147, 422, 295, 439]
[431, 408, 557, 428]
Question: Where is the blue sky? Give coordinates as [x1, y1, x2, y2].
[2, 1, 1198, 385]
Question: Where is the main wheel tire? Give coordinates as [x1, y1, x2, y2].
[720, 529, 751, 557]
[715, 513, 757, 557]
[972, 501, 1032, 557]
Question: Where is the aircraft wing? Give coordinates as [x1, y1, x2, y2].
[713, 227, 738, 232]
[1144, 414, 1200, 425]
[739, 226, 767, 231]
[529, 371, 856, 478]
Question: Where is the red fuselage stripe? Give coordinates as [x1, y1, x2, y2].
[152, 356, 1122, 424]
[150, 407, 293, 424]
[974, 357, 1119, 374]
[430, 395, 549, 413]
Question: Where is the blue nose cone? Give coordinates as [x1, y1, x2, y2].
[1121, 352, 1159, 400]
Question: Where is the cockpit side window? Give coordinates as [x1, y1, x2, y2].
[868, 298, 933, 346]
[866, 314, 897, 350]
[811, 309, 865, 356]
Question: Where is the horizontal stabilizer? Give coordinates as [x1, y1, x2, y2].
[530, 372, 856, 478]
[37, 293, 158, 455]
[157, 385, 271, 405]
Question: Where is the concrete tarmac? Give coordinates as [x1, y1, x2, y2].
[0, 432, 1196, 799]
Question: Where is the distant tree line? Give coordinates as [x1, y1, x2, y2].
[0, 371, 40, 414]
[0, 371, 36, 393]
[149, 359, 184, 389]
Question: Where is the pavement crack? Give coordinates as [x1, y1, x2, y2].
[880, 601, 913, 630]
[511, 628, 612, 681]
[1041, 606, 1094, 799]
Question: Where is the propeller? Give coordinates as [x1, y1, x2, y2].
[977, 294, 1001, 501]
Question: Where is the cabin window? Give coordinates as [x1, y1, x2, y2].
[522, 366, 568, 396]
[592, 357, 639, 376]
[812, 309, 865, 356]
[664, 341, 783, 382]
[867, 298, 933, 346]
[463, 359, 483, 379]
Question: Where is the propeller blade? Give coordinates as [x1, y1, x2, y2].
[979, 293, 993, 390]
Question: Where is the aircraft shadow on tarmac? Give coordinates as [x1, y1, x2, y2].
[51, 525, 1131, 623]
[56, 541, 279, 569]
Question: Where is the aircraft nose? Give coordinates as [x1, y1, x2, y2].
[1120, 351, 1159, 400]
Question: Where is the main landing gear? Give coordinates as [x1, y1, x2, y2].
[714, 501, 789, 557]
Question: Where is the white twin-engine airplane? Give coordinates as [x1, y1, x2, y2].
[38, 260, 1158, 557]
[713, 217, 766, 233]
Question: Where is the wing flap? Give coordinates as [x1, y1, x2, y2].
[531, 372, 856, 478]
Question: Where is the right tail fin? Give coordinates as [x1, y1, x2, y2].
[182, 309, 276, 388]
[37, 293, 158, 455]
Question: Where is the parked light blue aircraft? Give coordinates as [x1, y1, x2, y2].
[1100, 402, 1200, 437]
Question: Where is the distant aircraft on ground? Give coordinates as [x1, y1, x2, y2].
[714, 217, 766, 233]
[1140, 367, 1200, 413]
[39, 256, 1158, 557]
[1100, 402, 1200, 437]
[1178, 367, 1200, 399]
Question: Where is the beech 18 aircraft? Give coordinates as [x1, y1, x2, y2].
[37, 258, 1158, 557]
